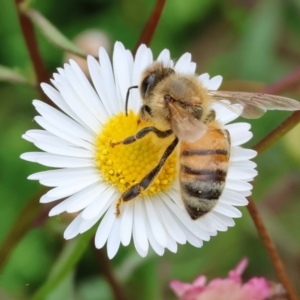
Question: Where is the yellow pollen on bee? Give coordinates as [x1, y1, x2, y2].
[95, 110, 178, 196]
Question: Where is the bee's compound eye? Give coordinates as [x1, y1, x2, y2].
[140, 74, 156, 98]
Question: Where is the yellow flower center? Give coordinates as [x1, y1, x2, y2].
[95, 110, 178, 196]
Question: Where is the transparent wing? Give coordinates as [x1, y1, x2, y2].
[168, 102, 207, 142]
[208, 90, 300, 119]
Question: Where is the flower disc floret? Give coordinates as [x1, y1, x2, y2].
[95, 110, 178, 195]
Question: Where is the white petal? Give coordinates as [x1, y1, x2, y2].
[174, 53, 192, 73]
[64, 63, 107, 125]
[144, 218, 164, 256]
[67, 183, 109, 213]
[40, 170, 99, 187]
[23, 130, 72, 146]
[165, 188, 185, 210]
[157, 49, 171, 64]
[88, 55, 114, 116]
[227, 167, 258, 180]
[33, 100, 95, 143]
[40, 194, 60, 204]
[47, 184, 107, 214]
[133, 232, 148, 257]
[107, 218, 121, 259]
[113, 42, 132, 107]
[132, 201, 148, 252]
[32, 141, 93, 158]
[80, 193, 116, 232]
[220, 189, 248, 206]
[120, 202, 134, 246]
[213, 102, 240, 124]
[166, 236, 177, 253]
[198, 73, 210, 87]
[145, 198, 168, 247]
[41, 83, 84, 125]
[46, 176, 99, 199]
[213, 202, 242, 218]
[69, 60, 109, 122]
[230, 160, 257, 169]
[180, 225, 203, 248]
[194, 214, 217, 234]
[230, 147, 257, 162]
[53, 78, 101, 134]
[131, 45, 152, 112]
[21, 152, 94, 168]
[79, 214, 101, 233]
[28, 167, 97, 181]
[34, 116, 94, 150]
[162, 194, 210, 241]
[226, 123, 253, 146]
[92, 48, 120, 114]
[211, 211, 235, 227]
[64, 213, 82, 239]
[95, 202, 117, 249]
[206, 75, 223, 90]
[239, 190, 252, 197]
[226, 178, 253, 191]
[49, 198, 75, 216]
[155, 197, 186, 244]
[81, 187, 116, 220]
[204, 213, 227, 232]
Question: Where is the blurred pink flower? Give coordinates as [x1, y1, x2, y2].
[170, 258, 272, 300]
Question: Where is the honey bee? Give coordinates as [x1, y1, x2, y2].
[111, 61, 300, 220]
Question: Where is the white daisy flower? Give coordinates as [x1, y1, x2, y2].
[21, 42, 257, 259]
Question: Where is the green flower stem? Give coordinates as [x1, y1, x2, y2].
[32, 229, 96, 300]
[0, 189, 44, 271]
[134, 0, 167, 54]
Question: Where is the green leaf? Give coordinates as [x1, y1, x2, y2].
[46, 271, 76, 300]
[237, 0, 284, 81]
[24, 8, 87, 58]
[0, 65, 33, 85]
[31, 228, 96, 300]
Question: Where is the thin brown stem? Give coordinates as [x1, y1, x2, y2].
[262, 67, 300, 95]
[134, 0, 167, 54]
[93, 248, 129, 300]
[247, 198, 299, 300]
[248, 69, 300, 299]
[252, 65, 300, 154]
[14, 0, 50, 101]
[253, 111, 300, 154]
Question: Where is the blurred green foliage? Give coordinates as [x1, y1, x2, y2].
[0, 0, 300, 299]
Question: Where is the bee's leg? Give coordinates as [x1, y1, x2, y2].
[203, 109, 216, 124]
[139, 105, 153, 122]
[110, 127, 173, 147]
[116, 137, 179, 216]
[224, 129, 231, 157]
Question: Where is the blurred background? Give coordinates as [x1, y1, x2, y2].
[0, 0, 300, 299]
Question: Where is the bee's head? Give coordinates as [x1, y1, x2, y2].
[140, 62, 174, 101]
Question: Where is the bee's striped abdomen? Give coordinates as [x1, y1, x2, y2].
[179, 123, 230, 220]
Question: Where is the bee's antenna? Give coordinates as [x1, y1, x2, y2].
[125, 85, 138, 116]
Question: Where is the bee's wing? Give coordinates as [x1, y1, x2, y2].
[208, 90, 300, 119]
[168, 102, 207, 142]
